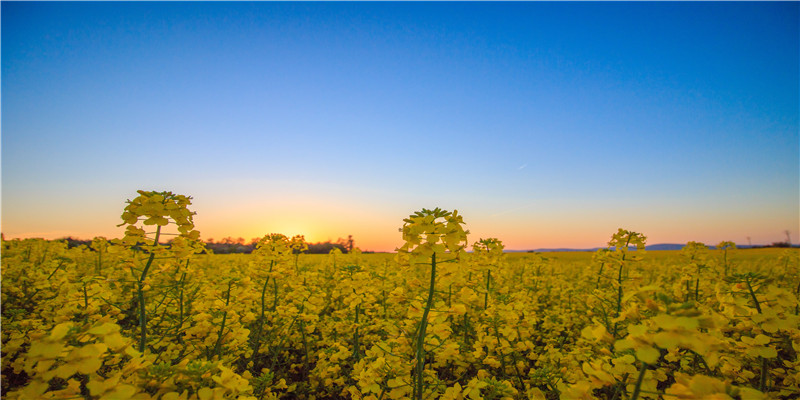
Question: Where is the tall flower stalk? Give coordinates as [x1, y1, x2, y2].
[472, 238, 505, 310]
[606, 228, 646, 339]
[115, 190, 201, 353]
[396, 208, 468, 400]
[249, 233, 292, 369]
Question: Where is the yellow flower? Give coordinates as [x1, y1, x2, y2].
[397, 208, 468, 265]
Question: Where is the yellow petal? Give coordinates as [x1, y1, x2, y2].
[197, 387, 213, 400]
[636, 346, 660, 364]
[753, 334, 771, 346]
[50, 323, 73, 340]
[653, 331, 682, 350]
[77, 357, 103, 375]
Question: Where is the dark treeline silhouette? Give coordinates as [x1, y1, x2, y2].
[204, 235, 358, 254]
[204, 237, 251, 254]
[50, 236, 363, 254]
[61, 237, 92, 249]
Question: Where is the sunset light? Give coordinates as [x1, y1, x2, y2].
[2, 1, 797, 251]
[2, 3, 799, 398]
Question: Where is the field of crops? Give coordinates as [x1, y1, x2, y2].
[2, 191, 799, 400]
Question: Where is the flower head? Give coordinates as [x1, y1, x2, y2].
[396, 208, 468, 265]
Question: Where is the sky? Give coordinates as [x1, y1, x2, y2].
[2, 2, 798, 252]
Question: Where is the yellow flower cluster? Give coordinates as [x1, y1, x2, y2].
[117, 190, 200, 247]
[396, 208, 468, 265]
[472, 238, 505, 268]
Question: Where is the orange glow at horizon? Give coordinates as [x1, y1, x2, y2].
[2, 193, 796, 253]
[3, 220, 796, 253]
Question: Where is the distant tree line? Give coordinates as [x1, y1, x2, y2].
[204, 235, 360, 254]
[51, 235, 366, 254]
[40, 235, 799, 253]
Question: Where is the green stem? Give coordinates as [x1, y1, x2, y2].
[794, 280, 800, 315]
[685, 280, 690, 302]
[250, 261, 274, 367]
[211, 279, 233, 359]
[463, 313, 470, 346]
[492, 318, 508, 374]
[46, 260, 66, 280]
[352, 304, 361, 361]
[447, 284, 452, 307]
[596, 262, 605, 289]
[176, 271, 186, 334]
[610, 374, 629, 400]
[612, 263, 624, 338]
[485, 269, 491, 310]
[744, 277, 768, 391]
[272, 278, 279, 311]
[139, 226, 162, 283]
[383, 262, 389, 319]
[745, 277, 763, 314]
[611, 238, 630, 339]
[630, 363, 648, 400]
[83, 282, 89, 318]
[695, 276, 700, 301]
[508, 351, 527, 393]
[414, 252, 437, 400]
[723, 249, 728, 276]
[298, 313, 310, 379]
[137, 225, 162, 353]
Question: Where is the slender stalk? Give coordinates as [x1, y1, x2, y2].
[463, 314, 470, 346]
[414, 252, 437, 400]
[138, 225, 161, 352]
[695, 276, 700, 301]
[612, 238, 630, 339]
[610, 374, 629, 400]
[271, 278, 279, 311]
[36, 248, 49, 268]
[46, 260, 66, 280]
[630, 363, 648, 400]
[744, 277, 762, 314]
[298, 312, 310, 379]
[176, 271, 186, 333]
[508, 351, 527, 393]
[596, 262, 605, 288]
[250, 260, 274, 367]
[82, 282, 88, 309]
[794, 280, 800, 315]
[352, 304, 361, 361]
[745, 276, 768, 391]
[211, 279, 234, 359]
[685, 280, 690, 302]
[492, 318, 508, 374]
[383, 262, 389, 319]
[722, 249, 728, 276]
[447, 284, 452, 307]
[484, 269, 491, 310]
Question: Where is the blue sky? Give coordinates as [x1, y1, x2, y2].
[2, 2, 798, 251]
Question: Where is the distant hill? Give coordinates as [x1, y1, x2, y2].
[645, 243, 685, 251]
[509, 243, 796, 253]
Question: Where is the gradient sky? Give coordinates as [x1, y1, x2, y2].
[2, 2, 798, 252]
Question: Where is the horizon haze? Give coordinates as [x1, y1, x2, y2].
[2, 2, 798, 252]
